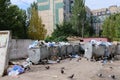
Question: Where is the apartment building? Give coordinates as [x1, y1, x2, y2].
[37, 0, 73, 35]
[91, 5, 120, 36]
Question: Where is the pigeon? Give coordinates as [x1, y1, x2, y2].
[111, 75, 116, 79]
[61, 69, 64, 74]
[109, 67, 113, 69]
[68, 74, 74, 79]
[45, 66, 50, 70]
[97, 73, 103, 78]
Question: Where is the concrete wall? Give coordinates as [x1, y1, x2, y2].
[9, 39, 34, 60]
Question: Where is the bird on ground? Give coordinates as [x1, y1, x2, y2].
[68, 74, 74, 79]
[111, 75, 116, 79]
[97, 73, 103, 78]
[109, 66, 113, 69]
[61, 69, 64, 74]
[45, 66, 50, 70]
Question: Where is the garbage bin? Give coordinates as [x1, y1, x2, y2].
[66, 45, 74, 56]
[28, 46, 49, 64]
[84, 42, 106, 60]
[73, 45, 80, 55]
[116, 43, 120, 55]
[48, 46, 60, 60]
[60, 45, 67, 59]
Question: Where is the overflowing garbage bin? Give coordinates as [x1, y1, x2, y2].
[84, 41, 113, 60]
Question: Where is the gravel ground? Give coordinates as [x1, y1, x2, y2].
[0, 58, 120, 80]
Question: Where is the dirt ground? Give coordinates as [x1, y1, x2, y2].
[0, 58, 120, 80]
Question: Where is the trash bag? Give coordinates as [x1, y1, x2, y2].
[8, 65, 24, 76]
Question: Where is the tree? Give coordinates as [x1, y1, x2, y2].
[71, 0, 94, 37]
[71, 0, 86, 37]
[45, 22, 76, 42]
[0, 0, 27, 38]
[27, 3, 47, 40]
[27, 2, 37, 20]
[84, 20, 94, 37]
[102, 13, 120, 41]
[52, 22, 76, 38]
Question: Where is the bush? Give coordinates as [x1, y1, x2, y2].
[45, 36, 68, 42]
[44, 36, 54, 42]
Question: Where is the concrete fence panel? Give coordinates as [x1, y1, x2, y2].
[9, 39, 34, 60]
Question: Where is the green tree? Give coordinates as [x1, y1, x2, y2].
[71, 0, 86, 37]
[84, 20, 94, 37]
[71, 0, 94, 37]
[102, 13, 120, 41]
[0, 0, 27, 38]
[52, 22, 76, 38]
[28, 5, 47, 40]
[45, 22, 76, 42]
[27, 2, 37, 20]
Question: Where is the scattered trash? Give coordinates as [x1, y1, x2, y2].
[22, 58, 32, 71]
[28, 40, 39, 49]
[56, 59, 60, 63]
[77, 57, 82, 62]
[47, 60, 57, 64]
[8, 65, 24, 76]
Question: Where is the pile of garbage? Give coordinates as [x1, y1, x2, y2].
[89, 39, 112, 47]
[28, 40, 82, 64]
[84, 39, 116, 61]
[28, 40, 71, 49]
[7, 58, 32, 77]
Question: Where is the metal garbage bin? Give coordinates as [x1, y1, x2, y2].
[84, 42, 115, 59]
[73, 45, 80, 54]
[84, 42, 106, 60]
[84, 42, 92, 59]
[60, 45, 67, 59]
[48, 46, 60, 60]
[66, 45, 74, 56]
[116, 43, 120, 55]
[28, 46, 49, 64]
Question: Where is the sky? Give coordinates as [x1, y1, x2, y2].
[10, 0, 36, 10]
[85, 0, 120, 10]
[10, 0, 120, 10]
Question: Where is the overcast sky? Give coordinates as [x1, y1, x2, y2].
[11, 0, 120, 10]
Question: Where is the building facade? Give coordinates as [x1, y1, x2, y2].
[37, 0, 120, 37]
[91, 5, 120, 36]
[37, 0, 73, 35]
